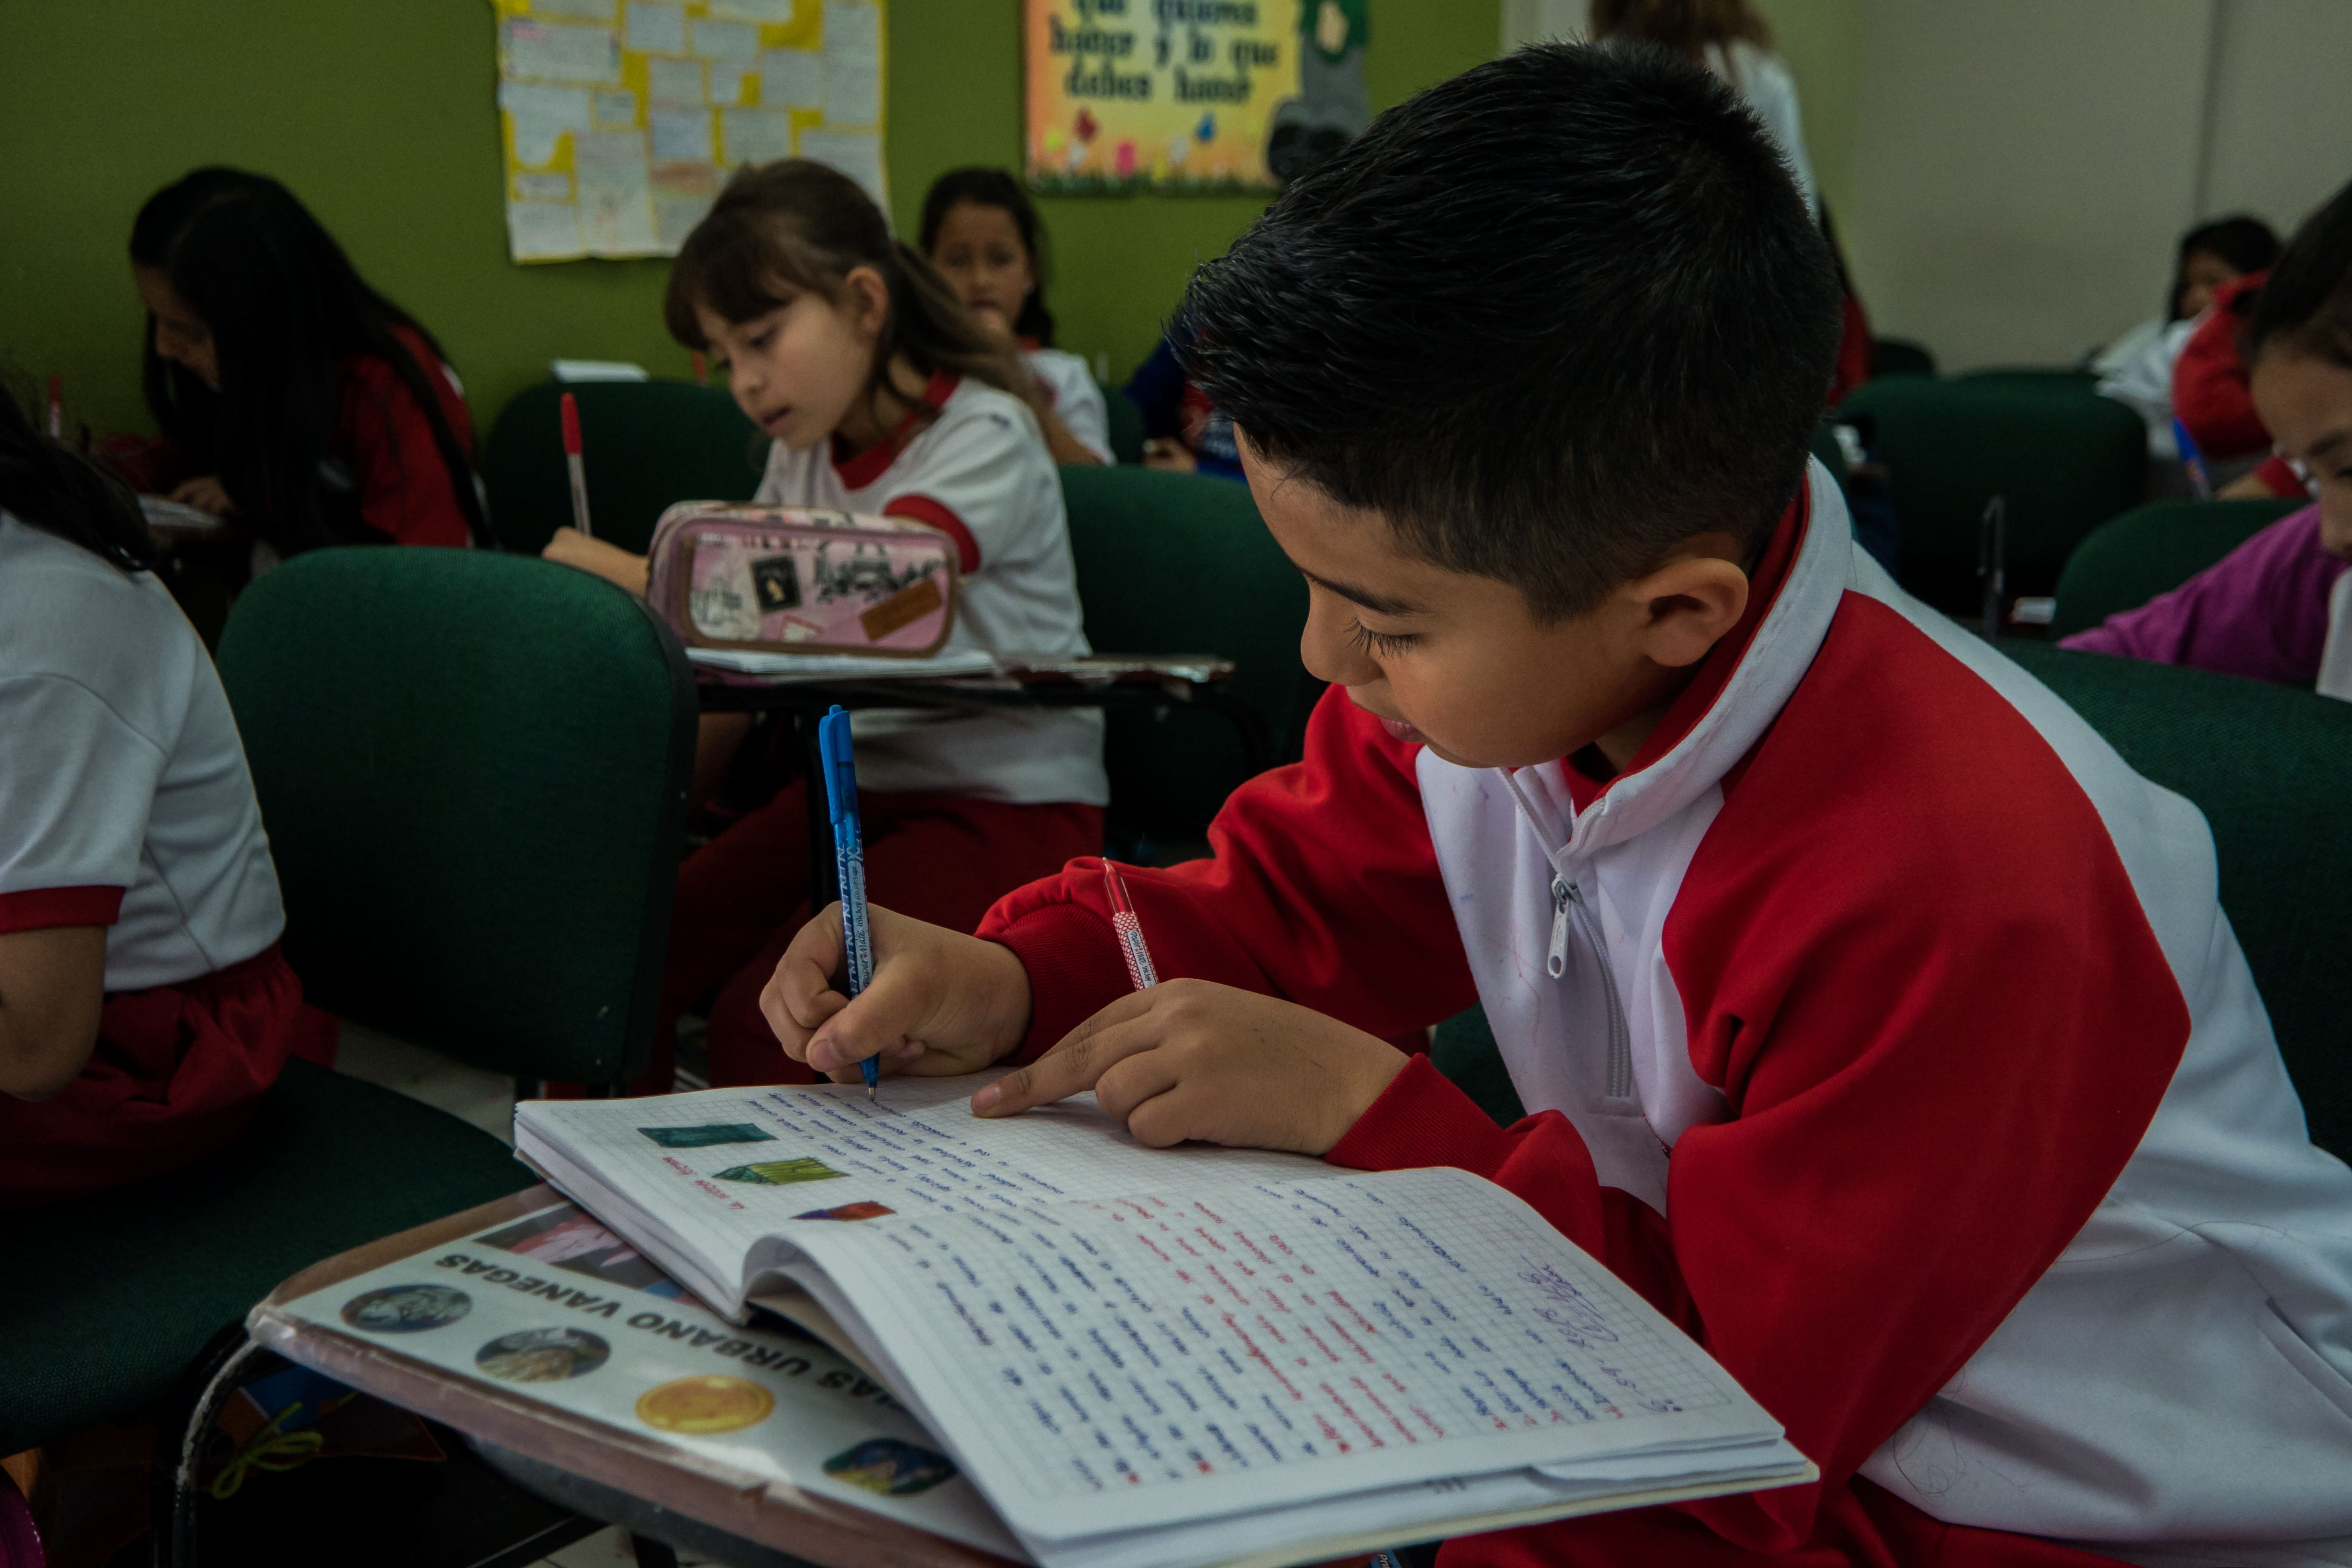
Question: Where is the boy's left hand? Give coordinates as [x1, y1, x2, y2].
[971, 980, 1409, 1156]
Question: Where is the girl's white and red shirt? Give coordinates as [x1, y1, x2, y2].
[754, 373, 1108, 807]
[0, 510, 284, 986]
[977, 464, 2352, 1563]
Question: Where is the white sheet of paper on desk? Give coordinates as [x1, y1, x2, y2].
[514, 172, 573, 202]
[649, 106, 715, 163]
[758, 47, 824, 110]
[534, 0, 618, 17]
[594, 89, 639, 125]
[644, 55, 705, 106]
[710, 0, 799, 19]
[798, 129, 885, 208]
[501, 82, 592, 165]
[721, 108, 794, 166]
[503, 19, 621, 84]
[267, 1201, 1020, 1559]
[692, 15, 762, 59]
[684, 647, 995, 680]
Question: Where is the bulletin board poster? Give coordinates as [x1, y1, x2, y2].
[493, 0, 888, 264]
[1024, 0, 1304, 193]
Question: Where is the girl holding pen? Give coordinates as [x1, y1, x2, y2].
[542, 159, 1107, 1093]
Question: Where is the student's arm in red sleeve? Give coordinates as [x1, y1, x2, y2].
[1337, 618, 2191, 1552]
[336, 354, 474, 548]
[978, 685, 1479, 1060]
[2171, 273, 2272, 459]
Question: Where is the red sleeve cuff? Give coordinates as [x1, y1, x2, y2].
[985, 902, 1138, 1063]
[0, 885, 125, 935]
[884, 494, 980, 576]
[2257, 455, 2307, 499]
[1323, 1052, 1518, 1178]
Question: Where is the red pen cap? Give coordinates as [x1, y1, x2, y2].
[560, 391, 582, 456]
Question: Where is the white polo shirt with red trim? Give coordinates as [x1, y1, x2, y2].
[0, 511, 284, 992]
[1025, 347, 1114, 465]
[753, 375, 1109, 805]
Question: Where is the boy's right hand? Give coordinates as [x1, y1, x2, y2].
[760, 904, 1033, 1084]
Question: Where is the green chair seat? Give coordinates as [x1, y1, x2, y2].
[2048, 498, 2304, 640]
[1839, 376, 2146, 616]
[0, 1058, 529, 1455]
[482, 379, 765, 557]
[1059, 464, 1316, 836]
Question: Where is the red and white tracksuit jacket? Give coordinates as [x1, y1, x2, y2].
[979, 465, 2352, 1566]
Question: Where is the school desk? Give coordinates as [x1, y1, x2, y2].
[693, 655, 1262, 914]
[242, 1185, 1015, 1568]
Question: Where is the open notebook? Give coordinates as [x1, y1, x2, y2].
[515, 1073, 1811, 1568]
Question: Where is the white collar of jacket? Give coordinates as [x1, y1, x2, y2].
[1505, 460, 1852, 865]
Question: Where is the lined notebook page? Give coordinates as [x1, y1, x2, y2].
[518, 1075, 1325, 1307]
[793, 1165, 1783, 1544]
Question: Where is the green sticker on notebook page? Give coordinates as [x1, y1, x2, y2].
[639, 1123, 775, 1149]
[714, 1158, 846, 1185]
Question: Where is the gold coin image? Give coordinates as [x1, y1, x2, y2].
[635, 1375, 776, 1434]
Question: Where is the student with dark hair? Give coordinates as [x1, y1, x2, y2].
[2092, 214, 2282, 456]
[130, 167, 488, 559]
[0, 381, 329, 1209]
[919, 167, 1111, 465]
[545, 159, 1105, 1092]
[2067, 178, 2352, 697]
[753, 46, 2352, 1565]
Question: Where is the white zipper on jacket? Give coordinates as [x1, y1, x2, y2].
[1501, 770, 1640, 1114]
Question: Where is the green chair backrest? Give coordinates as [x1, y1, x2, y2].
[2049, 498, 2304, 640]
[1954, 367, 2102, 394]
[2009, 643, 2351, 1155]
[482, 379, 765, 557]
[1104, 385, 1146, 466]
[1869, 337, 1937, 380]
[215, 548, 696, 1085]
[1839, 376, 2147, 615]
[1058, 464, 1314, 834]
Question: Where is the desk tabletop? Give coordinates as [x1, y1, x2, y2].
[251, 1187, 1019, 1568]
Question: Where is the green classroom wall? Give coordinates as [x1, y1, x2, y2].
[0, 0, 1498, 445]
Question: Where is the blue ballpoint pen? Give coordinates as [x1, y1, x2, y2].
[817, 705, 879, 1100]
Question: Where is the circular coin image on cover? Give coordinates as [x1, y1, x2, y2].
[636, 1375, 776, 1434]
[340, 1284, 472, 1333]
[474, 1327, 611, 1382]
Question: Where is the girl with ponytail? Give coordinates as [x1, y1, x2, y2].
[545, 158, 1106, 1093]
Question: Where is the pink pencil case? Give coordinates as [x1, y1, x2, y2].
[645, 502, 959, 657]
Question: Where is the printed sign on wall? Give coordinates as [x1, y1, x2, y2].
[1025, 0, 1345, 193]
[494, 0, 888, 263]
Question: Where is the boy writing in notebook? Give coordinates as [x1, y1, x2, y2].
[759, 44, 2352, 1568]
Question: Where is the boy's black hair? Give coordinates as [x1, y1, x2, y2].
[2248, 178, 2352, 371]
[1177, 42, 1843, 621]
[918, 167, 1057, 348]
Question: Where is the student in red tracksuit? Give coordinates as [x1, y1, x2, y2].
[130, 167, 487, 559]
[747, 46, 2352, 1567]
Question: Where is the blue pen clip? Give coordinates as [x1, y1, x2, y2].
[817, 705, 879, 1097]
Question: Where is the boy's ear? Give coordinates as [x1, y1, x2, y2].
[1620, 535, 1751, 671]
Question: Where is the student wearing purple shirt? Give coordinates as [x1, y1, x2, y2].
[2062, 177, 2352, 701]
